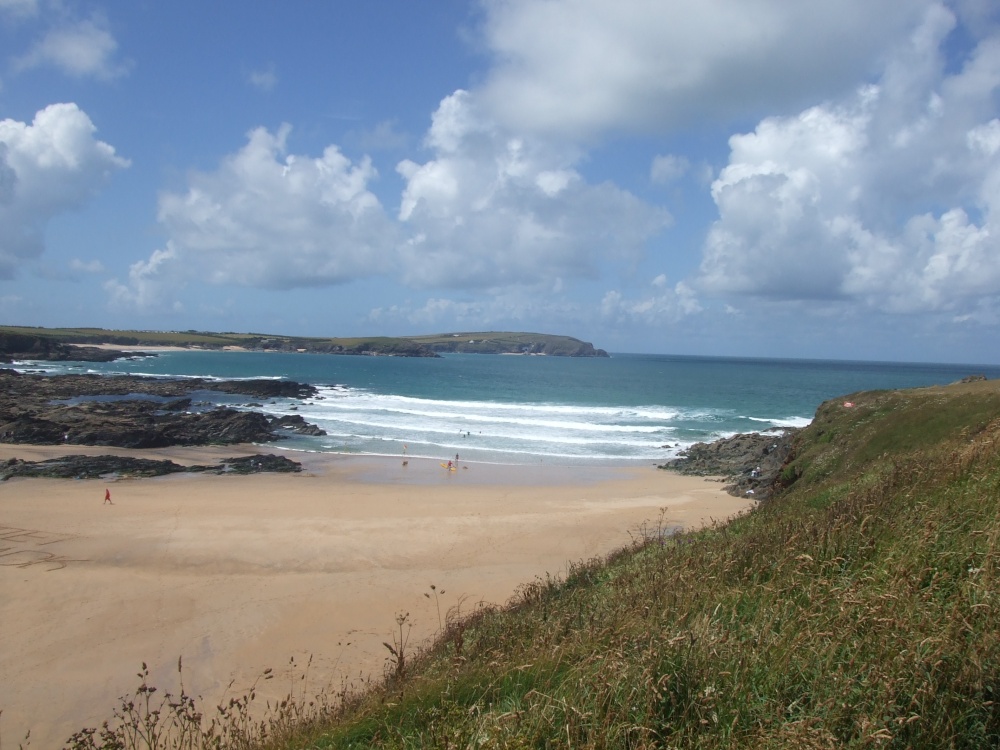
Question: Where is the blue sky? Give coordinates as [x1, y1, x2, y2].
[2, 0, 1000, 363]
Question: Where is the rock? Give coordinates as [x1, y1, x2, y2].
[0, 369, 323, 448]
[0, 333, 154, 363]
[202, 379, 316, 399]
[0, 452, 301, 480]
[0, 454, 187, 480]
[216, 454, 302, 474]
[661, 429, 799, 500]
[268, 414, 327, 436]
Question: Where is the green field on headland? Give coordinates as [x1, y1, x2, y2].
[62, 377, 1000, 748]
[0, 325, 608, 359]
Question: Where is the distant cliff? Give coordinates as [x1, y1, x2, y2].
[0, 326, 609, 359]
[405, 332, 610, 357]
[0, 327, 440, 359]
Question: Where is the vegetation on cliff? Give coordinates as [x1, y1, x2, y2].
[403, 331, 609, 356]
[0, 326, 440, 359]
[55, 376, 1000, 748]
[0, 326, 609, 359]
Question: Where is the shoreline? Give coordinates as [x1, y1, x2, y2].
[76, 343, 249, 353]
[0, 446, 747, 747]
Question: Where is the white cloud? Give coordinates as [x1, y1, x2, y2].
[69, 257, 104, 274]
[477, 0, 931, 138]
[15, 14, 129, 80]
[697, 4, 1000, 320]
[0, 103, 128, 278]
[369, 297, 485, 327]
[396, 90, 670, 289]
[248, 64, 277, 92]
[105, 244, 183, 312]
[113, 93, 668, 312]
[600, 280, 701, 325]
[368, 288, 588, 330]
[109, 125, 397, 308]
[650, 154, 689, 185]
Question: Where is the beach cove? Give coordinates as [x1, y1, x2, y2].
[0, 445, 752, 747]
[6, 346, 999, 744]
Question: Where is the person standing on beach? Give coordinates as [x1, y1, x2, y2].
[104, 488, 113, 505]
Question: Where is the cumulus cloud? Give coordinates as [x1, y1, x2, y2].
[600, 279, 701, 326]
[0, 103, 128, 278]
[113, 90, 669, 312]
[396, 90, 670, 289]
[697, 3, 1000, 320]
[477, 0, 930, 138]
[15, 14, 129, 80]
[109, 124, 397, 308]
[104, 244, 183, 312]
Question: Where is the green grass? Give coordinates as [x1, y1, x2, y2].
[403, 331, 601, 355]
[0, 325, 247, 347]
[57, 379, 1000, 748]
[0, 325, 436, 354]
[0, 325, 598, 357]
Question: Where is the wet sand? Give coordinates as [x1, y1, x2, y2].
[0, 445, 748, 746]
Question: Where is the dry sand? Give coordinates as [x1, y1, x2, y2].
[0, 444, 750, 747]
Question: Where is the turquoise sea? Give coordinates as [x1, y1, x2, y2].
[18, 352, 1000, 467]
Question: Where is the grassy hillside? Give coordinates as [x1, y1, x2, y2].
[0, 325, 244, 347]
[0, 326, 608, 357]
[404, 331, 609, 356]
[65, 379, 1000, 748]
[0, 326, 439, 357]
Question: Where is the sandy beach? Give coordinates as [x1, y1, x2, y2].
[0, 444, 750, 747]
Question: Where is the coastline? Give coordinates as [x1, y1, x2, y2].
[0, 445, 748, 747]
[77, 343, 249, 353]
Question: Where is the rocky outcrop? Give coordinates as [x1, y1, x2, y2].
[268, 414, 327, 436]
[0, 453, 301, 480]
[662, 429, 799, 500]
[0, 333, 148, 363]
[0, 369, 325, 449]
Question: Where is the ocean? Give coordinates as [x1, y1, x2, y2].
[17, 351, 1000, 467]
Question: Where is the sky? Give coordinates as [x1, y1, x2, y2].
[1, 1, 1000, 363]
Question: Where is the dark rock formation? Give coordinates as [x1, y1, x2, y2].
[0, 453, 301, 480]
[662, 429, 799, 500]
[268, 414, 327, 436]
[0, 369, 325, 449]
[0, 333, 152, 363]
[212, 454, 301, 474]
